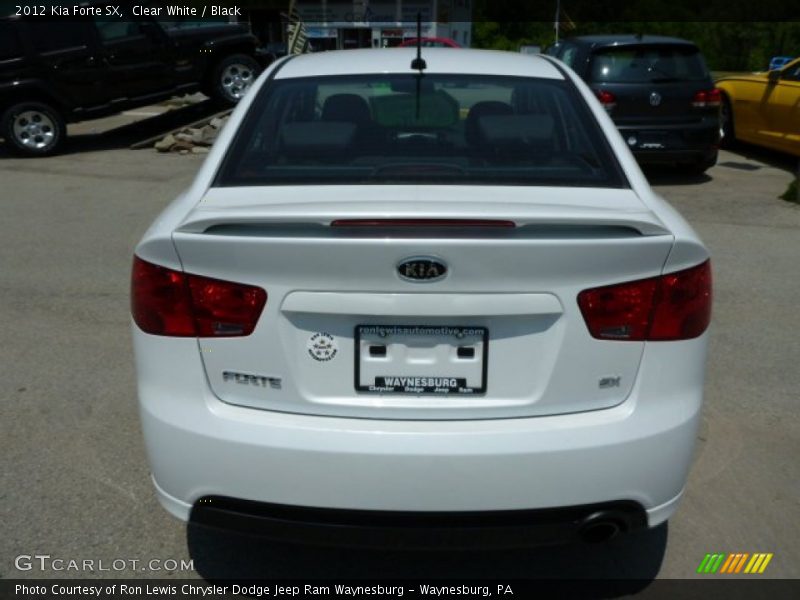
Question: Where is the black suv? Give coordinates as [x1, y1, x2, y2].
[547, 35, 721, 174]
[0, 8, 263, 156]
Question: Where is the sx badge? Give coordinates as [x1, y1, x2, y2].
[307, 332, 338, 362]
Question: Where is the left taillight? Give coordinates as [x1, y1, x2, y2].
[131, 256, 267, 337]
[594, 89, 617, 111]
[577, 260, 712, 341]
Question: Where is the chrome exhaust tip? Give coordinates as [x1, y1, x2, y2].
[579, 513, 624, 543]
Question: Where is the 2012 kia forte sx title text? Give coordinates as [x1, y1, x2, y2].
[131, 48, 712, 547]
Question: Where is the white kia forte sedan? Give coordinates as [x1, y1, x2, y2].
[131, 48, 712, 546]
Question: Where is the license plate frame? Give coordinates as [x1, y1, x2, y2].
[354, 325, 488, 395]
[637, 131, 668, 149]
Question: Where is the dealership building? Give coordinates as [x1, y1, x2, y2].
[244, 0, 473, 51]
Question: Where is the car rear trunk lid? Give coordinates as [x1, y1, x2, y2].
[171, 185, 674, 420]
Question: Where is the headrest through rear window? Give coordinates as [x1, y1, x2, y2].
[321, 94, 371, 125]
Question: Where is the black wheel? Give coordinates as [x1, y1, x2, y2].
[1, 101, 66, 156]
[209, 54, 261, 105]
[720, 94, 735, 148]
[682, 150, 718, 176]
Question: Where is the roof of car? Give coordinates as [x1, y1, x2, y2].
[274, 48, 564, 80]
[562, 35, 697, 47]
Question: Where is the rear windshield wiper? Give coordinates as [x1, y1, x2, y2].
[645, 65, 680, 83]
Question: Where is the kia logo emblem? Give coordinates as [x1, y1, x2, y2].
[397, 257, 448, 282]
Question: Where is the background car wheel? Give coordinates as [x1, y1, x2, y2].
[1, 101, 66, 156]
[682, 151, 718, 176]
[720, 95, 735, 148]
[210, 54, 261, 105]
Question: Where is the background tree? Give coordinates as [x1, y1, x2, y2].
[472, 0, 800, 71]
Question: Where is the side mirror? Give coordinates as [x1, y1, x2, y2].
[768, 69, 781, 83]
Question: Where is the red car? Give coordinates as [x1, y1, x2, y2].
[398, 37, 461, 48]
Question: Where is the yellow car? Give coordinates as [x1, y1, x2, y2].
[716, 58, 800, 156]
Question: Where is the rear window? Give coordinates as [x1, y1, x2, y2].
[216, 74, 625, 188]
[94, 17, 144, 42]
[27, 21, 93, 53]
[590, 45, 709, 83]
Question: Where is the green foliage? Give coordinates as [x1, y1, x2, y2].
[473, 22, 556, 52]
[681, 22, 800, 71]
[780, 178, 799, 204]
[471, 19, 800, 72]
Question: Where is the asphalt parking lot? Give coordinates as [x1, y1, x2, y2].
[0, 129, 798, 585]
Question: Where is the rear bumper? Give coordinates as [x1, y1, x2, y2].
[158, 481, 681, 549]
[135, 331, 707, 540]
[188, 495, 650, 548]
[615, 119, 720, 164]
[632, 148, 717, 165]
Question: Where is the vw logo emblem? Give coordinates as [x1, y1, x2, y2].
[649, 92, 662, 107]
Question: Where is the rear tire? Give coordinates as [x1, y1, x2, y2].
[720, 94, 735, 148]
[1, 101, 66, 156]
[209, 54, 261, 105]
[682, 151, 718, 176]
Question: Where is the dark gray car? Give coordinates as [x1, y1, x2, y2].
[547, 35, 721, 174]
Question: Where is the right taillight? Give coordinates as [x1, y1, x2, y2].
[578, 260, 712, 341]
[692, 88, 721, 108]
[131, 256, 267, 337]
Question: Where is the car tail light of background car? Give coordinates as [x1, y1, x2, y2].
[131, 256, 267, 337]
[578, 260, 712, 341]
[594, 89, 617, 111]
[692, 89, 722, 108]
